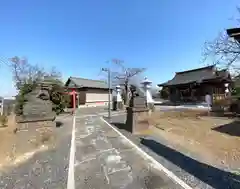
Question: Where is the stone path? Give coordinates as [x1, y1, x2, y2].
[73, 114, 183, 189]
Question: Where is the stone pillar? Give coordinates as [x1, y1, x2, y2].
[141, 77, 154, 111]
[125, 87, 149, 134]
[116, 85, 123, 110]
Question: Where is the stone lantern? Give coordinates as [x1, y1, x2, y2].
[116, 85, 123, 110]
[141, 77, 154, 110]
[224, 83, 230, 98]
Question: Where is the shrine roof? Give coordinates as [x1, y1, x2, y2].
[158, 65, 231, 87]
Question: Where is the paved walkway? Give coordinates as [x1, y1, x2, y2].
[0, 115, 73, 189]
[72, 113, 184, 189]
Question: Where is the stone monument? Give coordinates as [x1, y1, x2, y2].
[125, 85, 149, 134]
[17, 77, 56, 127]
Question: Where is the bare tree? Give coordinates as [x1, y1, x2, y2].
[9, 56, 69, 114]
[9, 56, 46, 90]
[9, 56, 63, 90]
[101, 59, 146, 105]
[203, 7, 240, 75]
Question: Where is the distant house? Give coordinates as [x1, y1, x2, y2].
[158, 65, 232, 102]
[65, 77, 112, 107]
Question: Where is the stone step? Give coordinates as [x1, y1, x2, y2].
[23, 109, 52, 115]
[24, 106, 52, 110]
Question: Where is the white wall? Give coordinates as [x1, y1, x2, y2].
[85, 89, 112, 103]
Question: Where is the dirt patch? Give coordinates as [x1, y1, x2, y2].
[0, 114, 56, 169]
[141, 110, 240, 170]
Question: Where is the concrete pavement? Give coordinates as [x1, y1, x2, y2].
[0, 108, 190, 189]
[109, 114, 240, 189]
[71, 112, 185, 188]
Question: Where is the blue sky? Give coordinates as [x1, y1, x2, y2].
[0, 0, 239, 96]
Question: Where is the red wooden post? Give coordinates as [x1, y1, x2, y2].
[70, 89, 77, 114]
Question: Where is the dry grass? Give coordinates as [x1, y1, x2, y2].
[0, 114, 18, 161]
[0, 115, 8, 127]
[28, 127, 55, 147]
[0, 115, 55, 168]
[143, 110, 240, 169]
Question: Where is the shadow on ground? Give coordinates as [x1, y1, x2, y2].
[140, 138, 240, 189]
[56, 121, 63, 128]
[111, 122, 132, 132]
[212, 120, 240, 137]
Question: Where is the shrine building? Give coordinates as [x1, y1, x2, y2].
[65, 77, 112, 108]
[158, 65, 232, 103]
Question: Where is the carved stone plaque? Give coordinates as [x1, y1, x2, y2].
[18, 87, 56, 123]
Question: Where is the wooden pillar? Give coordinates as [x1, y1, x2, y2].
[69, 89, 77, 114]
[77, 93, 79, 108]
[175, 88, 178, 101]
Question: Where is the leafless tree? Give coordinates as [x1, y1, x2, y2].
[9, 56, 69, 114]
[202, 7, 240, 75]
[9, 56, 63, 90]
[9, 56, 45, 90]
[100, 59, 146, 105]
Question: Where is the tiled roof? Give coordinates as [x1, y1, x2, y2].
[158, 65, 231, 87]
[65, 77, 110, 89]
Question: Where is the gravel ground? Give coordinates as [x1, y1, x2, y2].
[107, 115, 240, 189]
[0, 115, 73, 189]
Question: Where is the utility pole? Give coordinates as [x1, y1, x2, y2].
[0, 97, 3, 116]
[101, 59, 123, 121]
[102, 67, 111, 121]
[108, 68, 111, 120]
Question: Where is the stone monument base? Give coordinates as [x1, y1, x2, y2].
[113, 101, 124, 111]
[117, 101, 123, 110]
[16, 113, 56, 123]
[125, 107, 150, 134]
[147, 102, 155, 112]
[16, 113, 56, 131]
[17, 120, 56, 132]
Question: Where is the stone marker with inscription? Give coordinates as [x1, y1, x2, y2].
[17, 78, 56, 128]
[125, 85, 149, 134]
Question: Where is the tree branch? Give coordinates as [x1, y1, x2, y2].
[99, 59, 146, 105]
